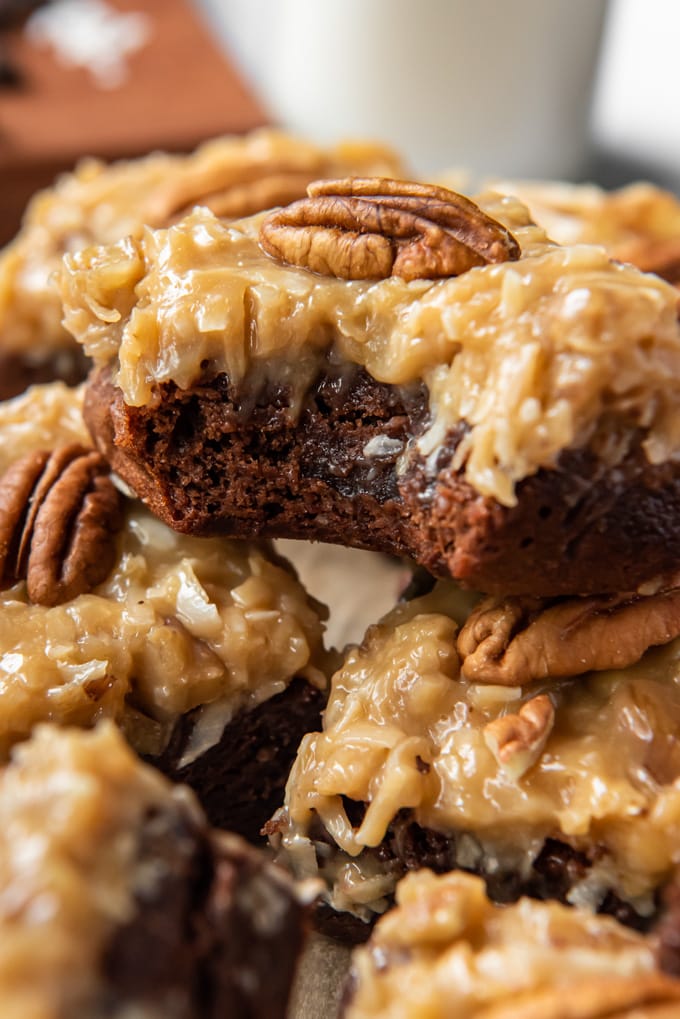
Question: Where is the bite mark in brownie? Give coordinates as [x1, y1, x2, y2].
[0, 383, 330, 842]
[87, 361, 680, 596]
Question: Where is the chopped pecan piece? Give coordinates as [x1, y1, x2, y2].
[483, 693, 555, 779]
[0, 444, 124, 606]
[457, 586, 680, 686]
[259, 177, 520, 281]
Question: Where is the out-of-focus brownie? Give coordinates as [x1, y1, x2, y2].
[655, 872, 680, 979]
[490, 178, 680, 286]
[0, 130, 403, 400]
[63, 179, 680, 597]
[0, 722, 305, 1019]
[266, 578, 680, 939]
[342, 870, 680, 1019]
[0, 381, 330, 839]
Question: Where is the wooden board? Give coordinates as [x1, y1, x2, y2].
[0, 0, 268, 241]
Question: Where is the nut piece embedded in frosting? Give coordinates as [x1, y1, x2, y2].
[457, 586, 680, 685]
[59, 190, 680, 509]
[259, 177, 520, 281]
[0, 127, 404, 399]
[276, 579, 680, 922]
[344, 870, 680, 1019]
[0, 382, 328, 765]
[0, 444, 124, 606]
[483, 692, 555, 779]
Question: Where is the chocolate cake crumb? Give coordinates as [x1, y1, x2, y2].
[86, 362, 680, 597]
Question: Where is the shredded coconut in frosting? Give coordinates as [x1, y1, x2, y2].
[278, 581, 680, 919]
[346, 870, 680, 1019]
[0, 383, 327, 760]
[60, 194, 680, 505]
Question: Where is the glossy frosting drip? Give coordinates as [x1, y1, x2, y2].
[280, 582, 680, 917]
[0, 128, 402, 358]
[0, 384, 327, 760]
[60, 195, 680, 505]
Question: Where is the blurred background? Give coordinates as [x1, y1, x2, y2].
[199, 0, 680, 189]
[0, 0, 679, 245]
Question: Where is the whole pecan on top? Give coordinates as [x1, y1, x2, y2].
[259, 177, 521, 281]
[0, 444, 124, 606]
[457, 585, 680, 686]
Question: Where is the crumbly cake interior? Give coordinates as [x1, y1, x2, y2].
[0, 383, 327, 760]
[345, 870, 680, 1019]
[0, 722, 194, 1019]
[60, 195, 680, 506]
[0, 129, 402, 361]
[279, 581, 680, 920]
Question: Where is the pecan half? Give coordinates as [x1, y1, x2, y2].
[457, 586, 680, 686]
[483, 693, 555, 779]
[259, 177, 520, 281]
[151, 165, 330, 225]
[0, 444, 124, 606]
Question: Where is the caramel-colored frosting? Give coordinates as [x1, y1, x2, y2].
[0, 129, 402, 360]
[489, 178, 680, 262]
[60, 195, 680, 506]
[346, 870, 680, 1019]
[279, 583, 680, 919]
[0, 722, 196, 1019]
[0, 383, 327, 760]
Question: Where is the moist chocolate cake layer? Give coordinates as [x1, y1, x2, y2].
[304, 809, 656, 944]
[103, 806, 304, 1018]
[150, 676, 325, 842]
[87, 362, 680, 597]
[376, 813, 652, 929]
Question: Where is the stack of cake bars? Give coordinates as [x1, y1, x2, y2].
[0, 129, 680, 1016]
